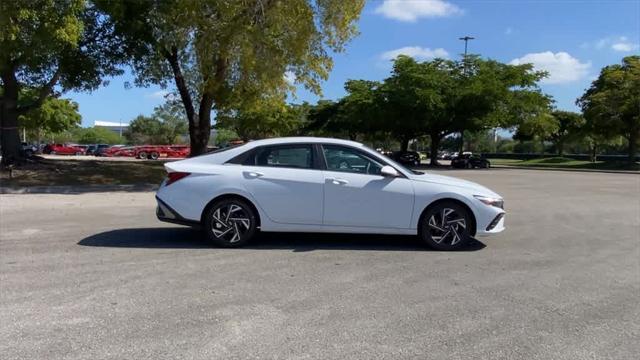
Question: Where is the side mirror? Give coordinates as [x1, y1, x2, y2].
[381, 165, 400, 177]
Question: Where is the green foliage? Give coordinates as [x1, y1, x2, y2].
[217, 101, 309, 140]
[213, 128, 240, 147]
[19, 96, 82, 137]
[73, 127, 121, 145]
[0, 0, 125, 163]
[546, 111, 585, 155]
[125, 104, 188, 145]
[96, 0, 365, 155]
[578, 56, 640, 163]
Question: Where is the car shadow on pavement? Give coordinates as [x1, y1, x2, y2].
[78, 227, 486, 252]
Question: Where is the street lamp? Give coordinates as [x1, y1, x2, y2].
[458, 36, 475, 153]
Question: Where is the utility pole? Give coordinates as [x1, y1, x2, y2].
[458, 36, 475, 153]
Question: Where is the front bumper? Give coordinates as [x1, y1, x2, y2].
[476, 213, 505, 236]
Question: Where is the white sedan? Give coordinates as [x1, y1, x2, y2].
[155, 137, 505, 250]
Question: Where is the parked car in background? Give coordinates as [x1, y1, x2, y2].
[21, 142, 38, 157]
[93, 144, 113, 156]
[391, 151, 421, 166]
[43, 143, 85, 155]
[451, 154, 491, 169]
[74, 145, 89, 154]
[155, 137, 505, 251]
[99, 145, 127, 157]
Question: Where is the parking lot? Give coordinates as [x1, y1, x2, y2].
[1, 168, 638, 359]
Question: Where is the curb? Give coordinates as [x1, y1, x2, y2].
[0, 184, 159, 194]
[491, 164, 639, 175]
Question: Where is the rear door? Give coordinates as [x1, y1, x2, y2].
[239, 144, 324, 225]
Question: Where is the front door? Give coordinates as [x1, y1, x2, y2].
[321, 145, 414, 229]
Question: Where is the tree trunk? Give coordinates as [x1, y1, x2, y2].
[557, 140, 564, 156]
[590, 144, 597, 163]
[458, 130, 464, 153]
[400, 138, 410, 152]
[628, 131, 638, 166]
[429, 134, 440, 166]
[190, 94, 213, 156]
[1, 70, 22, 166]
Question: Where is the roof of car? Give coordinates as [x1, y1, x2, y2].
[243, 137, 364, 147]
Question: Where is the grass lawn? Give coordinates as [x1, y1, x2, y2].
[0, 158, 168, 187]
[489, 157, 640, 171]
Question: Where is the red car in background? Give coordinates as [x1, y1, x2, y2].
[43, 143, 85, 155]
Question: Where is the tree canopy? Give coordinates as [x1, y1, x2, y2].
[97, 0, 365, 156]
[0, 0, 125, 164]
[578, 55, 639, 164]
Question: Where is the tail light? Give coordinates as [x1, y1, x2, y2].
[165, 172, 191, 186]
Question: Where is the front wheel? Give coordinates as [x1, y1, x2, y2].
[419, 201, 472, 250]
[203, 199, 257, 247]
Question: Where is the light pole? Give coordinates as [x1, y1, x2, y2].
[458, 36, 475, 153]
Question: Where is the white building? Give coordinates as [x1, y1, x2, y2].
[94, 120, 129, 136]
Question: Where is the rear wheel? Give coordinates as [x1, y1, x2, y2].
[203, 199, 257, 247]
[420, 201, 472, 250]
[149, 152, 159, 160]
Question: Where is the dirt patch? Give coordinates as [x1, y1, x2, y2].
[0, 157, 167, 187]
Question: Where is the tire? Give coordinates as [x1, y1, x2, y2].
[149, 152, 159, 160]
[75, 151, 83, 155]
[137, 151, 147, 159]
[203, 198, 258, 248]
[419, 201, 472, 251]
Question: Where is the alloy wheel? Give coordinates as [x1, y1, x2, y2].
[427, 207, 467, 246]
[210, 203, 252, 243]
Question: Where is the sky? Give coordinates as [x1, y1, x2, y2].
[68, 0, 640, 127]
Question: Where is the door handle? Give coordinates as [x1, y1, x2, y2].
[244, 171, 264, 178]
[328, 177, 348, 185]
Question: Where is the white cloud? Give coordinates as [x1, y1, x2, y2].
[611, 37, 638, 52]
[509, 51, 591, 84]
[145, 90, 169, 99]
[284, 71, 296, 85]
[381, 46, 449, 61]
[374, 0, 462, 22]
[584, 36, 639, 52]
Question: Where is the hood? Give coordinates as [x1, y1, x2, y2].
[410, 173, 501, 198]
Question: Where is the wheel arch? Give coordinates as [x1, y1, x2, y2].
[200, 193, 262, 228]
[418, 198, 477, 236]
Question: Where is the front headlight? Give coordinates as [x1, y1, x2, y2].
[474, 195, 504, 209]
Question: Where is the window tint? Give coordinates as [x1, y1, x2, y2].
[322, 145, 383, 175]
[254, 145, 313, 169]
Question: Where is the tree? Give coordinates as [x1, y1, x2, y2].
[97, 0, 365, 156]
[125, 104, 188, 145]
[0, 0, 125, 164]
[73, 127, 121, 145]
[546, 111, 585, 156]
[307, 80, 380, 140]
[578, 56, 640, 165]
[217, 101, 308, 141]
[19, 96, 82, 146]
[377, 56, 548, 165]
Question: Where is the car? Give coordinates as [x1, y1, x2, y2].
[42, 143, 85, 155]
[21, 142, 38, 157]
[155, 137, 505, 251]
[73, 144, 89, 154]
[391, 150, 421, 166]
[135, 145, 190, 159]
[451, 154, 491, 169]
[93, 144, 113, 156]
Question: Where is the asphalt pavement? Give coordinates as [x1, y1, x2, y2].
[1, 168, 639, 359]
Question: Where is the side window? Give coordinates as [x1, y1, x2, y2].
[254, 145, 313, 169]
[322, 145, 383, 175]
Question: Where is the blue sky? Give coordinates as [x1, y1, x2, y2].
[69, 0, 640, 127]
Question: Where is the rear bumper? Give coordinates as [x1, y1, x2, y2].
[156, 196, 200, 227]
